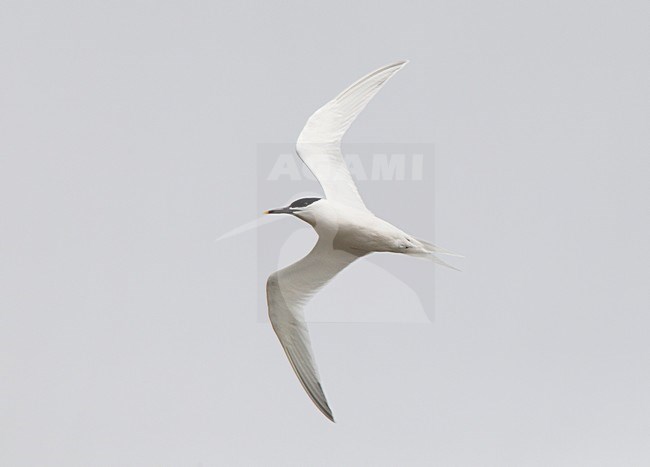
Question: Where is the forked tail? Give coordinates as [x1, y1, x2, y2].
[409, 238, 463, 271]
[416, 238, 463, 257]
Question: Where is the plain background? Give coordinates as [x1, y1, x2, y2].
[1, 1, 649, 466]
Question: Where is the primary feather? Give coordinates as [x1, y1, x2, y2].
[296, 61, 408, 211]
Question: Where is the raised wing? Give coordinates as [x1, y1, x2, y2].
[266, 239, 363, 421]
[296, 61, 408, 211]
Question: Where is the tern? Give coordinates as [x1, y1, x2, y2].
[265, 61, 458, 422]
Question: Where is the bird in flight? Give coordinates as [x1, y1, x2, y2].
[265, 61, 458, 422]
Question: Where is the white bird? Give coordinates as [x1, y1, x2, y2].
[265, 61, 458, 422]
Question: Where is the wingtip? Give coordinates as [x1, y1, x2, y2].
[390, 60, 409, 69]
[317, 401, 336, 422]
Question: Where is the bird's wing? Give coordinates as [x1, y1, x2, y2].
[266, 238, 363, 421]
[296, 61, 408, 211]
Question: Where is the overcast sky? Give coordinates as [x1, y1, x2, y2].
[1, 1, 649, 466]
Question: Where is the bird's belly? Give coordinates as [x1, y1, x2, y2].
[329, 218, 411, 254]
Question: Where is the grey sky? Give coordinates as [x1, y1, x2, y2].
[1, 1, 649, 466]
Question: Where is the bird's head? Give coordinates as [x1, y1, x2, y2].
[264, 197, 323, 224]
